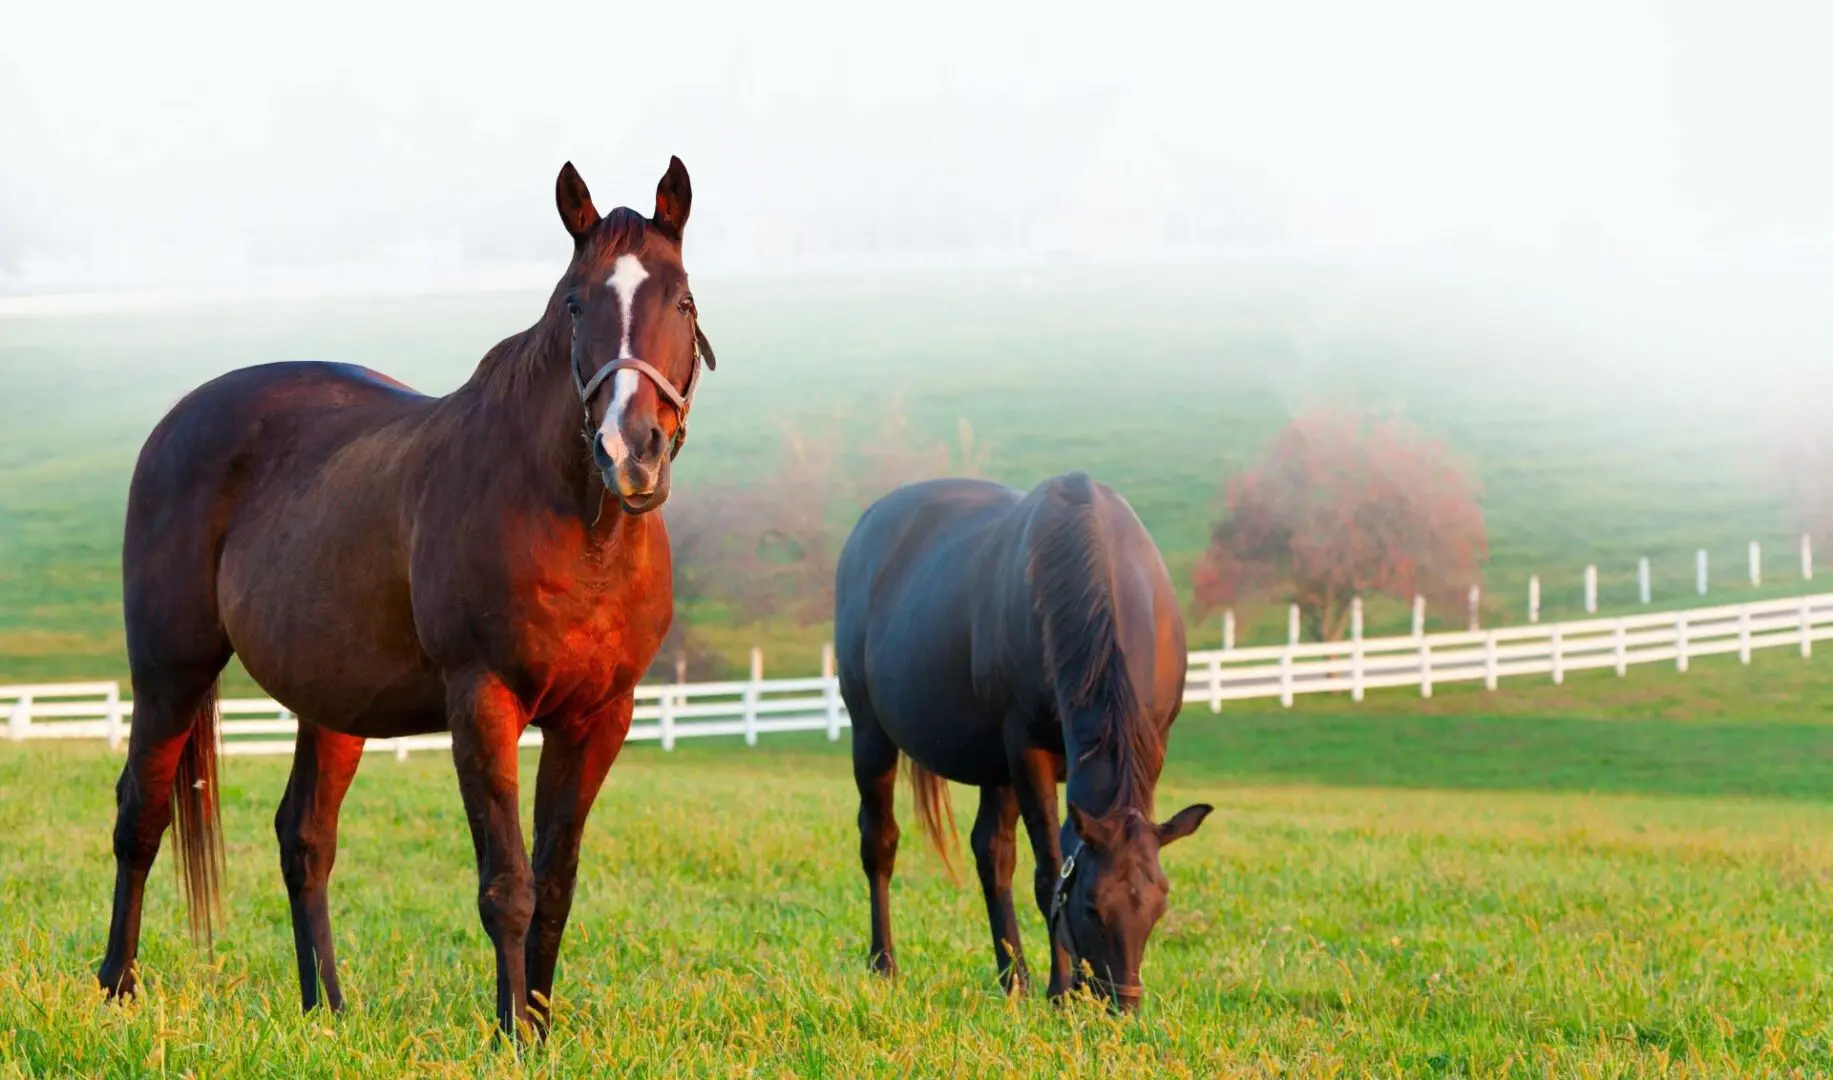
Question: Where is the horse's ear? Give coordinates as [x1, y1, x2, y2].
[556, 161, 600, 242]
[653, 155, 691, 241]
[1156, 804, 1214, 847]
[1066, 803, 1117, 852]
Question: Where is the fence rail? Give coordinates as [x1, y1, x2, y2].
[6, 593, 1830, 758]
[1183, 592, 1832, 708]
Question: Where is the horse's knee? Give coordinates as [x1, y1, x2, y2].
[478, 865, 535, 936]
[1032, 864, 1057, 914]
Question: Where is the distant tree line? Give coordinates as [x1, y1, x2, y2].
[656, 404, 1494, 677]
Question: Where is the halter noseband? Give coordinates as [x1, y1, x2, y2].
[1049, 839, 1147, 1001]
[572, 328, 706, 461]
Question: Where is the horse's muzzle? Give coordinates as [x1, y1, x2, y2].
[591, 435, 670, 515]
[604, 462, 668, 515]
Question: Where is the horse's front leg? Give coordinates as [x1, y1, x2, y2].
[448, 673, 537, 1039]
[524, 697, 632, 1033]
[1009, 742, 1073, 999]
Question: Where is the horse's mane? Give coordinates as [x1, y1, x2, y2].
[1026, 473, 1163, 815]
[476, 206, 653, 402]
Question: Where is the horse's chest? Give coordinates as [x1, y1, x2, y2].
[518, 567, 669, 701]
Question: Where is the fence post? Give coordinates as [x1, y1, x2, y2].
[1350, 597, 1365, 702]
[7, 694, 29, 742]
[1801, 596, 1814, 659]
[105, 682, 123, 752]
[1484, 631, 1497, 690]
[660, 687, 677, 751]
[1749, 541, 1762, 587]
[1207, 655, 1223, 713]
[1222, 609, 1235, 651]
[1614, 619, 1627, 676]
[1468, 585, 1482, 632]
[744, 647, 762, 747]
[823, 642, 842, 741]
[1639, 557, 1651, 605]
[395, 738, 409, 762]
[1738, 605, 1752, 664]
[1551, 627, 1564, 685]
[1287, 604, 1300, 646]
[1412, 595, 1425, 639]
[1676, 613, 1689, 672]
[1278, 647, 1293, 708]
[1584, 565, 1597, 615]
[1528, 575, 1540, 623]
[1418, 636, 1433, 698]
[1803, 534, 1814, 582]
[1697, 549, 1708, 596]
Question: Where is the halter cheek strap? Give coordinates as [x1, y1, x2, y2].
[1048, 840, 1147, 1000]
[572, 328, 705, 461]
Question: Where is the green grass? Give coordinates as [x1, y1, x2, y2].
[1, 268, 1825, 686]
[3, 654, 1832, 1076]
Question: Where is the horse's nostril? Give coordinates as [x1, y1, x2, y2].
[643, 425, 665, 462]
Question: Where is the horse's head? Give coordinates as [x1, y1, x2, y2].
[553, 156, 716, 515]
[1054, 801, 1212, 1012]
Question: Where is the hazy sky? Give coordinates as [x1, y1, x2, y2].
[3, 0, 1830, 295]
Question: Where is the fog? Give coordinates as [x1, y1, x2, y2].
[4, 0, 1831, 340]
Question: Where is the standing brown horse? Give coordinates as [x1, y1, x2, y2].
[97, 157, 715, 1037]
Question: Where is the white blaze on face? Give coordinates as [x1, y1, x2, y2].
[596, 253, 651, 465]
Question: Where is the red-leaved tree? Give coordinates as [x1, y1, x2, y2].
[1193, 408, 1487, 641]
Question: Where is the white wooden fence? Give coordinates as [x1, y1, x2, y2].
[1185, 592, 1833, 709]
[2, 675, 846, 759]
[6, 593, 1831, 758]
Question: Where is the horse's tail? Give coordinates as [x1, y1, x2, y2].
[172, 680, 225, 945]
[904, 759, 961, 885]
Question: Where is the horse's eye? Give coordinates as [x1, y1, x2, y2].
[677, 294, 696, 316]
[565, 295, 582, 317]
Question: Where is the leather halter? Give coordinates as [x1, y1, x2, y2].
[1049, 839, 1147, 1001]
[572, 326, 706, 461]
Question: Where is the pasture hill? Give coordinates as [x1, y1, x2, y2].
[0, 267, 1819, 686]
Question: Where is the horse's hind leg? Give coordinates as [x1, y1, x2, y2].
[850, 703, 901, 976]
[98, 656, 228, 999]
[971, 785, 1027, 994]
[274, 723, 365, 1013]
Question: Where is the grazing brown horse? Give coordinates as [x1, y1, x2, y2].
[98, 157, 715, 1037]
[834, 472, 1211, 1011]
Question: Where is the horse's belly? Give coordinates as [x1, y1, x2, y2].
[863, 633, 1009, 787]
[218, 536, 442, 737]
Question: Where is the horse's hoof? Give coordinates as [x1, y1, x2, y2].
[97, 967, 136, 1002]
[868, 953, 897, 978]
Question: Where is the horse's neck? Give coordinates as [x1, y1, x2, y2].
[1061, 712, 1134, 819]
[1053, 647, 1161, 821]
[448, 318, 605, 524]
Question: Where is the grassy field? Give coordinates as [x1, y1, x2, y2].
[1, 268, 1825, 686]
[2, 653, 1831, 1076]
